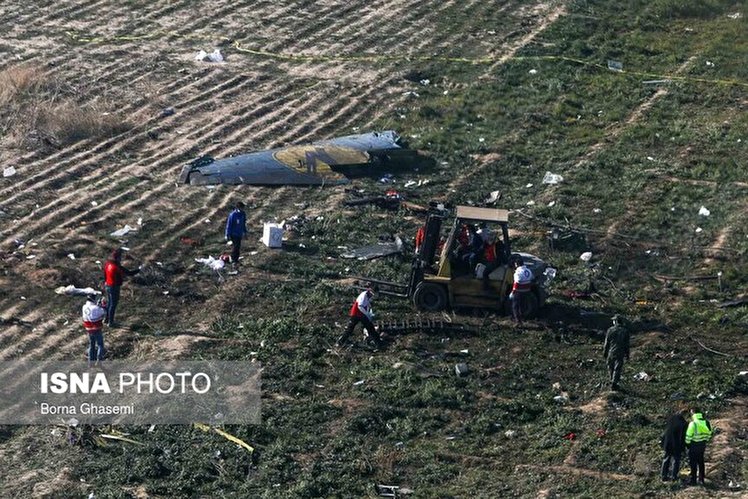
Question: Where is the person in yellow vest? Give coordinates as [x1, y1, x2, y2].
[685, 407, 713, 486]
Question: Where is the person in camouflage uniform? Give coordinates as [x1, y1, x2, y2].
[603, 315, 630, 390]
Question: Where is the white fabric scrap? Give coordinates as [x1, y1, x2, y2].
[110, 225, 137, 237]
[195, 256, 225, 271]
[55, 285, 101, 296]
[542, 171, 564, 184]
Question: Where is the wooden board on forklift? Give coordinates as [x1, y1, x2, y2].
[455, 206, 509, 223]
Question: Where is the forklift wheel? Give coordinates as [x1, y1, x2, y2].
[413, 283, 447, 311]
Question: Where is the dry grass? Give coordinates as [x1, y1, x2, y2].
[0, 65, 130, 149]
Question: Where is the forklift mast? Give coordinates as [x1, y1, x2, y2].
[407, 206, 446, 296]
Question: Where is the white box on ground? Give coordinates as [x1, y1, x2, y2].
[262, 223, 283, 248]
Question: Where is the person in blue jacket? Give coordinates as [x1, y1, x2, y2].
[225, 202, 247, 265]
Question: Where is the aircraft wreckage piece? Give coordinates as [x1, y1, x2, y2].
[340, 236, 404, 260]
[179, 131, 418, 186]
[376, 318, 472, 334]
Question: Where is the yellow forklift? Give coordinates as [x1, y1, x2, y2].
[365, 204, 555, 317]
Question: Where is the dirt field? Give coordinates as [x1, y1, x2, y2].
[0, 0, 746, 497]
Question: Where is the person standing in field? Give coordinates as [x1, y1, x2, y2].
[603, 315, 630, 391]
[82, 295, 106, 366]
[103, 248, 139, 327]
[225, 201, 247, 265]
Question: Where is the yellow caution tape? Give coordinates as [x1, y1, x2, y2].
[63, 31, 748, 89]
[194, 423, 255, 454]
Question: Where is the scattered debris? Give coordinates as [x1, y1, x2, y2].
[698, 206, 711, 216]
[99, 433, 143, 445]
[717, 297, 748, 308]
[262, 222, 283, 248]
[55, 285, 101, 297]
[3, 166, 16, 177]
[529, 69, 538, 75]
[353, 380, 365, 386]
[553, 392, 569, 404]
[375, 484, 413, 497]
[542, 171, 564, 185]
[607, 60, 623, 72]
[633, 371, 650, 382]
[341, 236, 404, 260]
[579, 252, 593, 262]
[195, 256, 226, 271]
[193, 423, 254, 454]
[689, 335, 732, 357]
[375, 318, 472, 334]
[195, 49, 224, 62]
[344, 190, 402, 210]
[484, 190, 502, 205]
[727, 12, 742, 19]
[504, 430, 517, 438]
[454, 363, 469, 377]
[110, 225, 137, 238]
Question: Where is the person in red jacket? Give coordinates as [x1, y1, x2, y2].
[82, 295, 107, 366]
[103, 248, 139, 327]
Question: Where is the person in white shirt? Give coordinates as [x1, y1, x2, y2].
[336, 285, 381, 347]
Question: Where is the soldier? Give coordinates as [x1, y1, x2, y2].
[685, 407, 713, 486]
[603, 314, 630, 390]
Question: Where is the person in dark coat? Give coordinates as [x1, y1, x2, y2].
[603, 314, 630, 390]
[661, 408, 688, 481]
[224, 201, 247, 265]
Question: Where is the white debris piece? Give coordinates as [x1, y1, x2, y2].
[728, 12, 742, 19]
[528, 69, 538, 75]
[695, 227, 703, 233]
[580, 252, 593, 262]
[404, 180, 417, 188]
[634, 372, 650, 381]
[553, 392, 569, 403]
[195, 256, 225, 271]
[91, 201, 98, 206]
[195, 49, 224, 62]
[353, 380, 365, 386]
[706, 61, 714, 67]
[3, 166, 16, 177]
[110, 225, 137, 237]
[548, 201, 556, 207]
[485, 190, 501, 205]
[504, 430, 517, 438]
[526, 200, 535, 206]
[525, 183, 534, 188]
[593, 208, 602, 213]
[542, 171, 564, 184]
[262, 223, 283, 248]
[67, 253, 75, 260]
[698, 206, 710, 216]
[55, 285, 102, 296]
